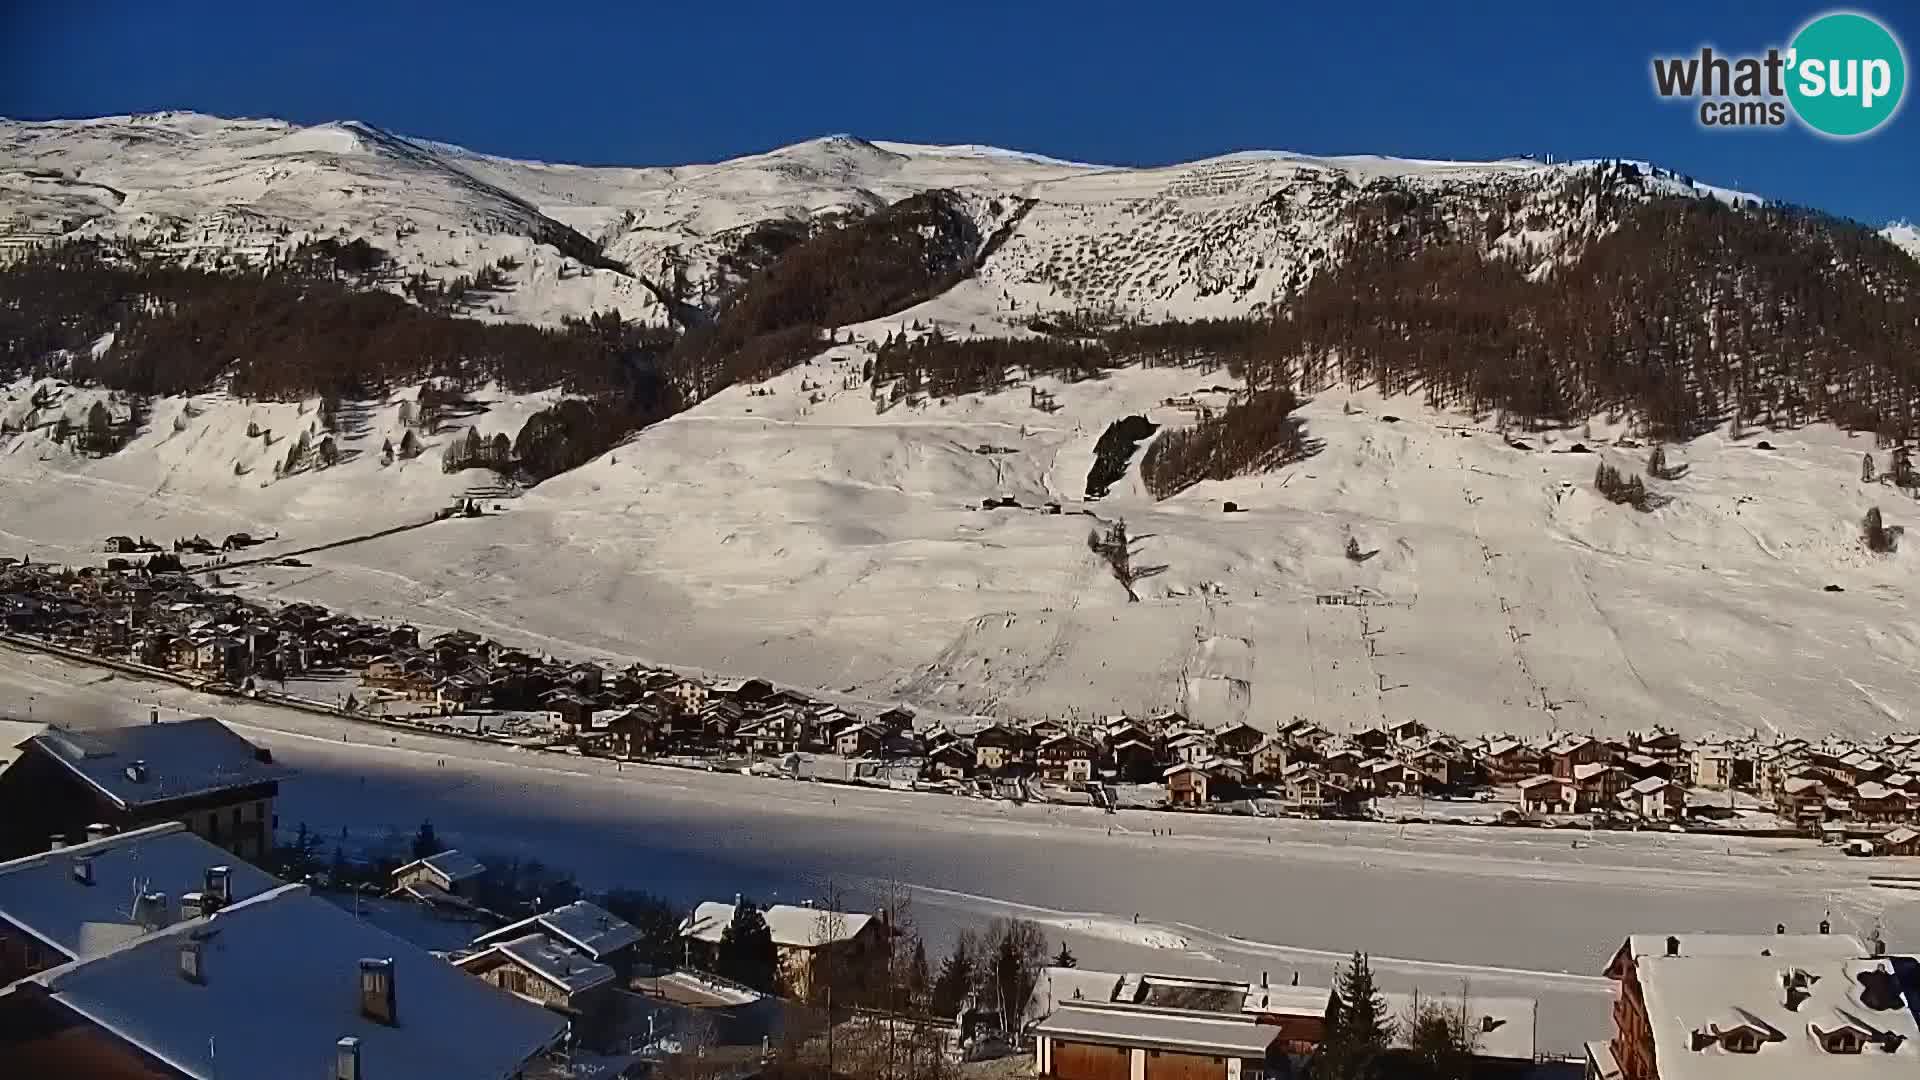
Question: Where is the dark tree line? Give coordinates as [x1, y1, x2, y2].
[1085, 415, 1157, 497]
[1261, 193, 1920, 443]
[1140, 388, 1319, 498]
[673, 190, 982, 396]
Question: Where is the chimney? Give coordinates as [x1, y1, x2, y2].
[1261, 971, 1269, 989]
[1819, 919, 1831, 935]
[358, 958, 397, 1025]
[71, 855, 94, 886]
[1776, 923, 1786, 935]
[49, 836, 66, 852]
[181, 891, 207, 920]
[334, 1037, 362, 1080]
[124, 760, 148, 783]
[86, 823, 113, 842]
[1480, 1014, 1498, 1034]
[150, 706, 159, 725]
[136, 892, 170, 930]
[205, 866, 232, 905]
[1665, 935, 1681, 957]
[178, 938, 205, 984]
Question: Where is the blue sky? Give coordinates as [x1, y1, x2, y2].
[3, 1, 1915, 225]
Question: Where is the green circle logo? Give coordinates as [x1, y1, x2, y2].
[1787, 12, 1907, 137]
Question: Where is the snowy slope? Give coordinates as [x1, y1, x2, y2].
[1888, 222, 1920, 262]
[4, 114, 1917, 742]
[2, 113, 1747, 329]
[6, 342, 1917, 743]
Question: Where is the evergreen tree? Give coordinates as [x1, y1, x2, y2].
[715, 899, 778, 992]
[1864, 507, 1897, 553]
[410, 819, 444, 860]
[85, 400, 113, 455]
[905, 936, 933, 1012]
[931, 932, 976, 1017]
[1862, 452, 1876, 484]
[1318, 952, 1394, 1080]
[399, 429, 421, 459]
[1647, 444, 1667, 480]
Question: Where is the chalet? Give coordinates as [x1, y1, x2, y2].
[0, 718, 290, 862]
[390, 849, 486, 903]
[1549, 736, 1612, 779]
[1880, 826, 1920, 856]
[603, 704, 663, 759]
[875, 705, 916, 732]
[1359, 758, 1411, 795]
[1519, 774, 1575, 815]
[1388, 719, 1429, 746]
[1281, 765, 1358, 817]
[1625, 776, 1685, 822]
[1321, 748, 1362, 786]
[1033, 1002, 1284, 1080]
[1037, 734, 1098, 784]
[541, 688, 599, 731]
[470, 900, 645, 982]
[1353, 726, 1392, 754]
[1777, 776, 1831, 831]
[680, 900, 885, 1004]
[1213, 722, 1265, 758]
[972, 724, 1032, 773]
[1249, 737, 1289, 781]
[455, 932, 618, 1042]
[1593, 932, 1919, 1080]
[0, 882, 567, 1079]
[1107, 739, 1159, 783]
[1404, 746, 1462, 789]
[835, 722, 883, 759]
[709, 677, 772, 705]
[1166, 732, 1213, 765]
[1850, 782, 1910, 824]
[1164, 761, 1241, 807]
[1572, 763, 1630, 811]
[925, 742, 973, 782]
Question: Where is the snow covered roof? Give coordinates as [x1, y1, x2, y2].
[1024, 965, 1126, 1023]
[1033, 1002, 1281, 1057]
[0, 822, 278, 961]
[25, 718, 291, 810]
[1630, 776, 1672, 795]
[393, 849, 485, 886]
[1518, 775, 1562, 790]
[472, 900, 641, 960]
[25, 883, 566, 1080]
[682, 901, 874, 949]
[1624, 934, 1919, 1079]
[479, 932, 616, 994]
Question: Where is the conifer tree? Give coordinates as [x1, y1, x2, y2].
[715, 899, 778, 992]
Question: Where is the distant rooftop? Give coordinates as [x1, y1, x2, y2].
[473, 900, 641, 961]
[683, 901, 873, 949]
[25, 717, 291, 809]
[1034, 1002, 1281, 1058]
[394, 849, 485, 885]
[478, 932, 616, 995]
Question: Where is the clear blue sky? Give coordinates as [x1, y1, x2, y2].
[3, 1, 1915, 225]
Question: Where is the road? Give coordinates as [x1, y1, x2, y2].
[1, 645, 1913, 1054]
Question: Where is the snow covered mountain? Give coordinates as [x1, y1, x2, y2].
[4, 113, 1918, 743]
[1, 112, 1756, 329]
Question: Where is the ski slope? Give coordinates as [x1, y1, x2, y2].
[5, 344, 1916, 743]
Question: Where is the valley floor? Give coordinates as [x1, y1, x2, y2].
[2, 645, 1913, 1056]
